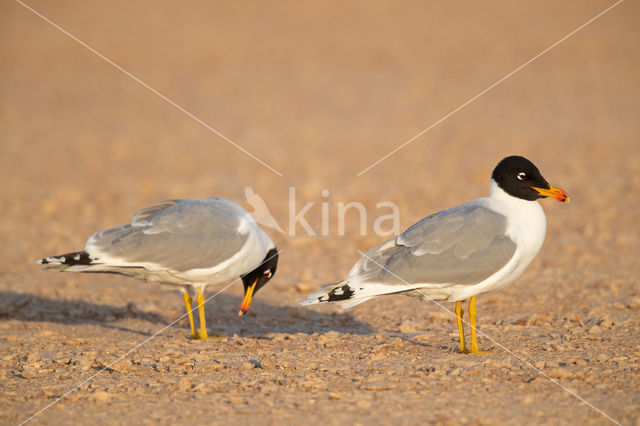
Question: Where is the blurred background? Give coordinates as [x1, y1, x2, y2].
[1, 0, 637, 293]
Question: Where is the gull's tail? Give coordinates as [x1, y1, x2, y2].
[298, 280, 372, 309]
[36, 251, 95, 271]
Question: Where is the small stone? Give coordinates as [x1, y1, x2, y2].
[240, 362, 255, 370]
[323, 331, 341, 340]
[167, 364, 186, 373]
[361, 381, 396, 391]
[193, 383, 210, 393]
[95, 357, 131, 373]
[328, 391, 342, 400]
[20, 367, 38, 379]
[197, 361, 223, 372]
[448, 368, 461, 377]
[413, 334, 431, 341]
[53, 356, 71, 365]
[227, 396, 244, 405]
[110, 359, 133, 372]
[178, 378, 192, 391]
[89, 391, 113, 402]
[259, 356, 276, 371]
[548, 368, 572, 379]
[174, 357, 195, 367]
[611, 356, 628, 362]
[26, 352, 41, 363]
[369, 353, 386, 362]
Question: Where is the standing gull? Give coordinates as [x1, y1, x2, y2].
[37, 197, 279, 339]
[300, 156, 569, 353]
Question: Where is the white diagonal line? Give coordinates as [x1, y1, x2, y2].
[355, 249, 621, 425]
[18, 250, 282, 425]
[356, 0, 624, 176]
[15, 0, 283, 177]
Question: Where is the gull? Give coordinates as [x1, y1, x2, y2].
[300, 155, 569, 353]
[37, 197, 279, 339]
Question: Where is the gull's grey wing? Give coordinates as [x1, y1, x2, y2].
[130, 199, 181, 225]
[85, 198, 251, 271]
[351, 204, 517, 286]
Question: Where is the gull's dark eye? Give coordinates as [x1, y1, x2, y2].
[263, 270, 272, 279]
[517, 172, 527, 181]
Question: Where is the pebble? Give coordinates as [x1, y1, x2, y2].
[413, 334, 431, 341]
[95, 357, 132, 373]
[368, 353, 386, 362]
[390, 338, 403, 347]
[362, 381, 396, 391]
[240, 362, 255, 370]
[226, 396, 245, 405]
[548, 368, 573, 379]
[259, 356, 276, 371]
[89, 391, 113, 402]
[20, 366, 38, 379]
[177, 378, 192, 391]
[197, 361, 224, 372]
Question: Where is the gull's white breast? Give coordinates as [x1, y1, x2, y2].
[447, 181, 547, 301]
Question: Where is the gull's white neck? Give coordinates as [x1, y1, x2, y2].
[487, 178, 547, 256]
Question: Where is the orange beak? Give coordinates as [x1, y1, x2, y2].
[238, 278, 258, 316]
[530, 184, 570, 203]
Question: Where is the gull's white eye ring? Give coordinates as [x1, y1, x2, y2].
[517, 172, 526, 181]
[263, 270, 272, 278]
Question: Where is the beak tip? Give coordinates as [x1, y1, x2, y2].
[532, 185, 570, 204]
[238, 309, 247, 316]
[557, 191, 570, 203]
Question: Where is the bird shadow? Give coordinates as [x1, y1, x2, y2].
[0, 290, 166, 336]
[0, 290, 373, 337]
[204, 293, 373, 337]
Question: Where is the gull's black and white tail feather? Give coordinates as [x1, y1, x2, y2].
[36, 251, 96, 270]
[299, 280, 373, 309]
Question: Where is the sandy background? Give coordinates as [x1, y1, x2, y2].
[1, 0, 639, 424]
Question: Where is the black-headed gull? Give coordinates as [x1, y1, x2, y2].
[38, 197, 279, 339]
[301, 156, 569, 353]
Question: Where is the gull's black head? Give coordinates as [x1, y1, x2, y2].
[492, 155, 569, 202]
[238, 248, 279, 316]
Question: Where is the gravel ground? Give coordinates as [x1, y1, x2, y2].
[1, 1, 639, 425]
